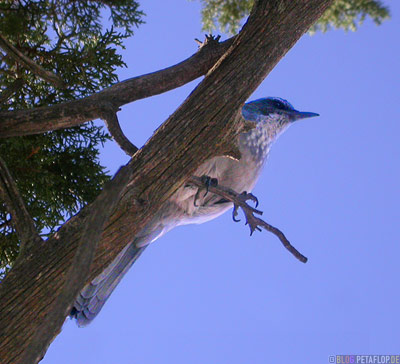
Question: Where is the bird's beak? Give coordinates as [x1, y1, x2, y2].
[290, 110, 320, 121]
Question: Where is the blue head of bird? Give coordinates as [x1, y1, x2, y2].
[239, 97, 319, 164]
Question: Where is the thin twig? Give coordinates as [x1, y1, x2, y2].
[188, 176, 308, 263]
[0, 78, 24, 106]
[20, 164, 133, 364]
[0, 156, 42, 250]
[0, 34, 65, 89]
[101, 105, 138, 156]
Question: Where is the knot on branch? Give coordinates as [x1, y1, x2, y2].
[195, 34, 222, 50]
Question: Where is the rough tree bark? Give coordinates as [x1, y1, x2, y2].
[0, 0, 333, 363]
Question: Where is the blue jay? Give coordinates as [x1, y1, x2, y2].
[71, 97, 319, 326]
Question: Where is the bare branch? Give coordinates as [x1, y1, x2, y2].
[0, 156, 42, 251]
[0, 34, 65, 89]
[0, 78, 24, 106]
[20, 165, 132, 364]
[189, 176, 308, 263]
[101, 104, 138, 156]
[0, 36, 236, 138]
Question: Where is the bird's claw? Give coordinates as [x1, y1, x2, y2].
[200, 175, 218, 197]
[194, 175, 218, 206]
[231, 191, 260, 225]
[232, 205, 241, 222]
[238, 191, 259, 208]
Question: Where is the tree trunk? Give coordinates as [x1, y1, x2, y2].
[0, 1, 333, 363]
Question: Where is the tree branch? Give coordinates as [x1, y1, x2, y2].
[19, 165, 132, 364]
[0, 36, 236, 138]
[188, 176, 308, 263]
[0, 34, 65, 89]
[101, 104, 138, 156]
[0, 156, 42, 251]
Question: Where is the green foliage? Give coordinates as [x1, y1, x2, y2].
[0, 127, 110, 274]
[198, 0, 390, 34]
[310, 0, 390, 33]
[200, 0, 253, 35]
[0, 0, 144, 278]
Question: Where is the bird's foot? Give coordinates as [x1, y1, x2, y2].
[187, 176, 308, 263]
[193, 175, 218, 206]
[232, 192, 262, 236]
[200, 175, 218, 197]
[232, 192, 307, 262]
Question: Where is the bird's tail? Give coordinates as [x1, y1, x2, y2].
[70, 243, 146, 327]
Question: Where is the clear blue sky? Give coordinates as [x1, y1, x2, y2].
[43, 1, 400, 363]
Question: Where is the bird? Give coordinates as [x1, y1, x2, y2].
[71, 97, 319, 326]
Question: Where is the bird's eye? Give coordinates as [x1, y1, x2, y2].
[273, 100, 285, 109]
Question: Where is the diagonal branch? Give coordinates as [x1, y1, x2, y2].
[101, 104, 138, 156]
[189, 176, 308, 263]
[0, 156, 42, 251]
[0, 36, 236, 138]
[20, 165, 132, 364]
[0, 34, 65, 89]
